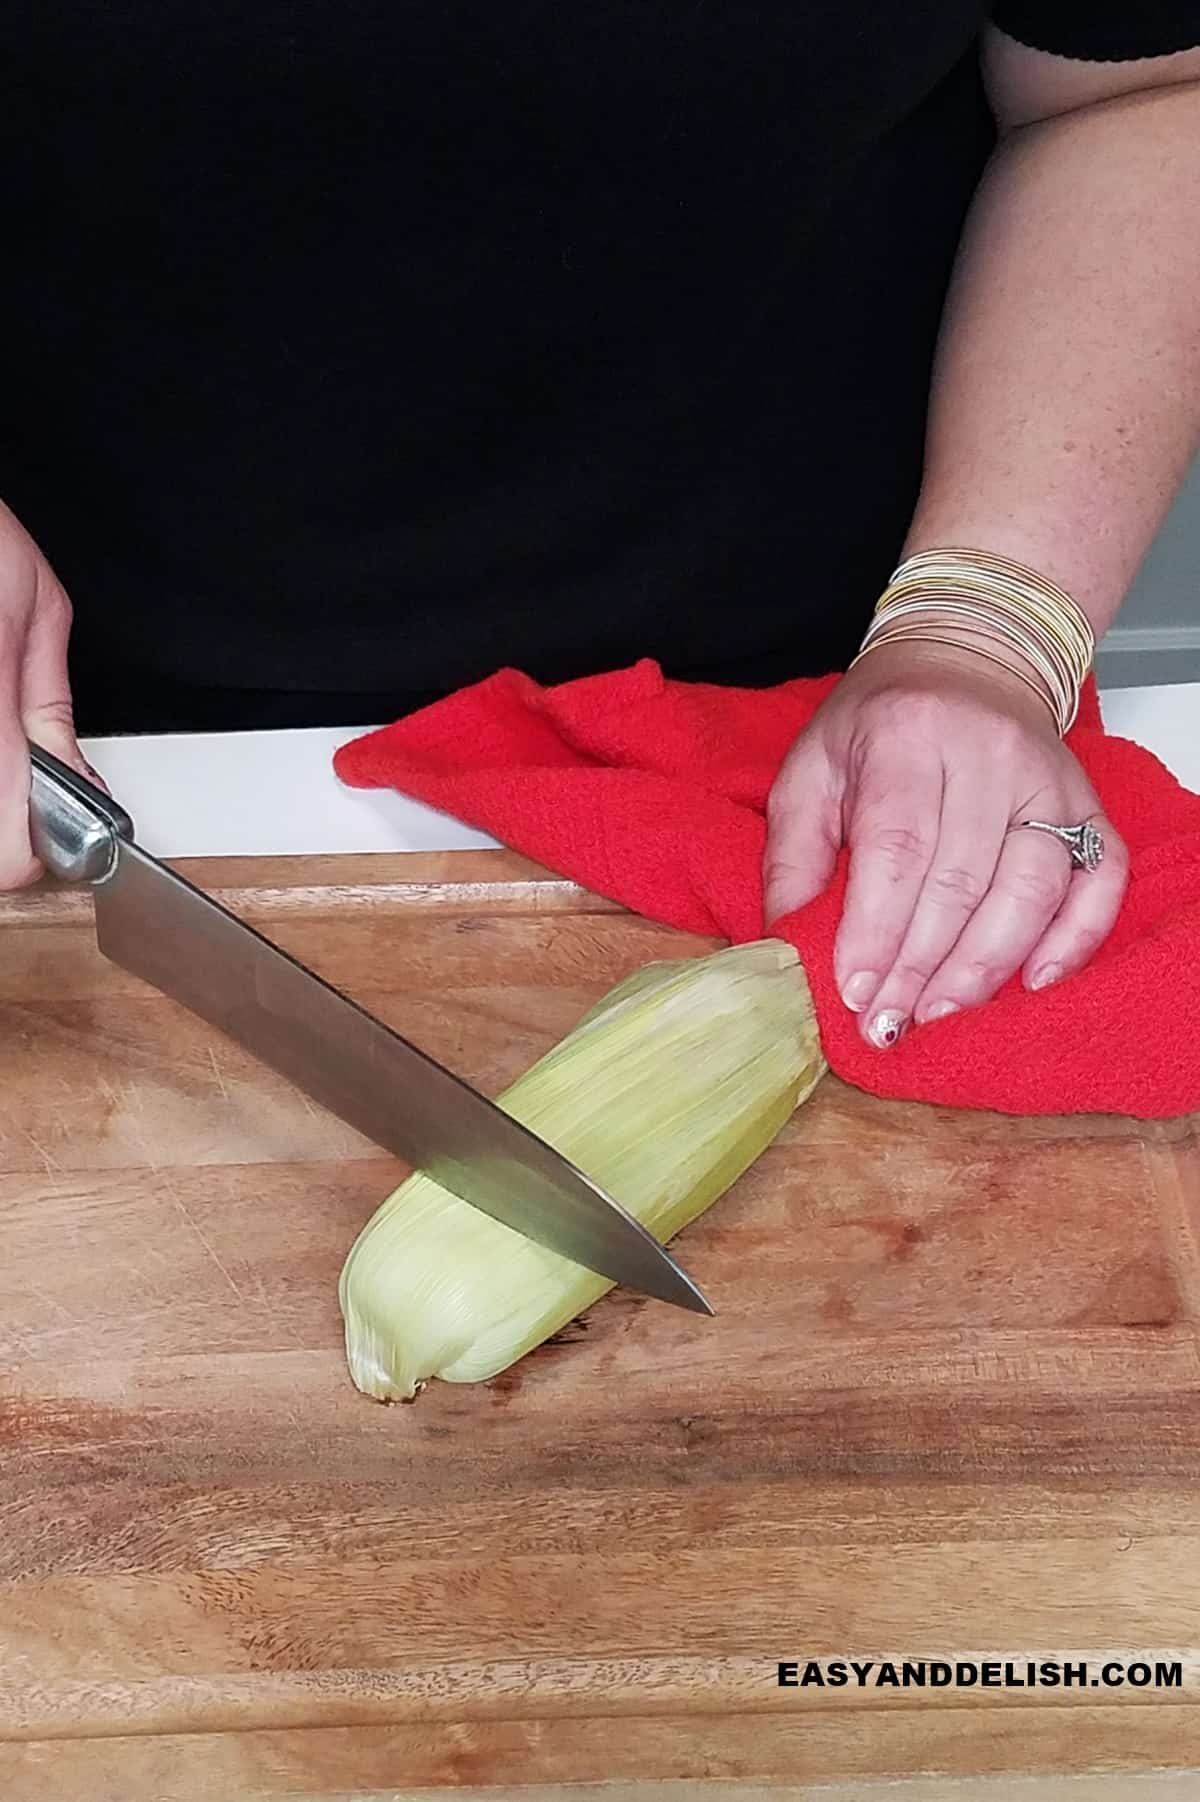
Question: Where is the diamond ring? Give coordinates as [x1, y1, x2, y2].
[1013, 819, 1105, 872]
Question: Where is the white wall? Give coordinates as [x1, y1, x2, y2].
[1097, 458, 1200, 687]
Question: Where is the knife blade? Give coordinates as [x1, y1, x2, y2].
[28, 744, 712, 1314]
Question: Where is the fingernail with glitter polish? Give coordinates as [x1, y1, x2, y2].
[867, 1009, 906, 1049]
[842, 970, 879, 1013]
[1029, 963, 1062, 991]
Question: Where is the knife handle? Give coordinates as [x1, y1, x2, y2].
[28, 743, 134, 884]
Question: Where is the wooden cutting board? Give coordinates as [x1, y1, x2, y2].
[2, 850, 1199, 1802]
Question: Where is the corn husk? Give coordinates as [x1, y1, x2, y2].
[338, 937, 825, 1400]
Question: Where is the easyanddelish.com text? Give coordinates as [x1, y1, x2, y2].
[777, 1659, 1182, 1690]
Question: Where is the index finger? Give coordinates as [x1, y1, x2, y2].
[834, 751, 943, 1022]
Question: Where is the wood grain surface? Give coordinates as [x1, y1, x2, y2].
[2, 850, 1199, 1802]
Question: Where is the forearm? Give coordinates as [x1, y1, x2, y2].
[904, 78, 1200, 639]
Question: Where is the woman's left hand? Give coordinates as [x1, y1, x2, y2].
[762, 639, 1129, 1048]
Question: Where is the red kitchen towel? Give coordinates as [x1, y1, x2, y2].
[334, 661, 1200, 1118]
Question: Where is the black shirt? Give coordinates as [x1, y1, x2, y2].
[1, 3, 1196, 732]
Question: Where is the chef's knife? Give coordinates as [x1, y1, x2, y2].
[27, 744, 712, 1314]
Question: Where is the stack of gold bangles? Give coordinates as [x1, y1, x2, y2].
[849, 547, 1096, 736]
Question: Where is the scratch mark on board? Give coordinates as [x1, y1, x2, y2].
[166, 1186, 246, 1303]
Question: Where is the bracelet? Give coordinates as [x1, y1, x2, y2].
[874, 549, 1094, 729]
[856, 625, 1061, 728]
[863, 555, 1093, 733]
[849, 547, 1096, 735]
[860, 598, 1074, 725]
[873, 579, 1088, 723]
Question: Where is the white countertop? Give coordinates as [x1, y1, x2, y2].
[80, 682, 1198, 860]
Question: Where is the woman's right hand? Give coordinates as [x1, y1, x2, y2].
[0, 499, 86, 889]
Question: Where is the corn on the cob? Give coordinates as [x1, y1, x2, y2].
[338, 937, 825, 1400]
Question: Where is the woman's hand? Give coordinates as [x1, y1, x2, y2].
[762, 640, 1128, 1047]
[0, 499, 86, 890]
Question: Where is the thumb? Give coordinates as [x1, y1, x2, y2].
[762, 742, 844, 927]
